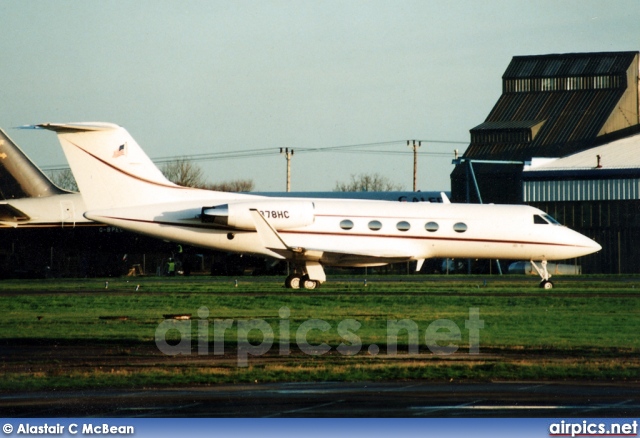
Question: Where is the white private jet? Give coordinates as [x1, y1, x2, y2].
[0, 127, 89, 228]
[35, 122, 601, 289]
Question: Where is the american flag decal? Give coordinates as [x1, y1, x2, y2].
[113, 143, 127, 158]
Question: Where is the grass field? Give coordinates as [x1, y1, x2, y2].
[1, 275, 639, 391]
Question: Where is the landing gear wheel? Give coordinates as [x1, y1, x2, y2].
[539, 280, 554, 290]
[285, 274, 302, 289]
[302, 276, 319, 290]
[530, 260, 553, 290]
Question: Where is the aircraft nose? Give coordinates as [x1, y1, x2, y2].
[577, 232, 601, 255]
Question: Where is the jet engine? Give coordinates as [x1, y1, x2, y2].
[201, 200, 315, 230]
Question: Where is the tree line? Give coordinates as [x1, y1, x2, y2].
[48, 160, 403, 193]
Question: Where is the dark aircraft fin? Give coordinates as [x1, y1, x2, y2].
[0, 128, 68, 200]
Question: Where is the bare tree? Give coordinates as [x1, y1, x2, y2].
[160, 158, 205, 188]
[334, 173, 404, 192]
[161, 158, 254, 192]
[47, 169, 78, 192]
[206, 179, 255, 192]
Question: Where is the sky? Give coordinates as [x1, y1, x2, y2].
[1, 0, 639, 192]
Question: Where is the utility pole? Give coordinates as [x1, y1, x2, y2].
[280, 147, 294, 192]
[407, 140, 421, 191]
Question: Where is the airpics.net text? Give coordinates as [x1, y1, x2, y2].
[155, 307, 484, 367]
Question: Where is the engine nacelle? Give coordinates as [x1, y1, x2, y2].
[202, 200, 315, 230]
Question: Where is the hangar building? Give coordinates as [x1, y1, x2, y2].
[451, 51, 640, 273]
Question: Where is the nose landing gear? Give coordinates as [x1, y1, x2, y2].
[530, 259, 554, 289]
[540, 279, 554, 289]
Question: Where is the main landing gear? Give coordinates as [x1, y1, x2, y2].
[530, 259, 554, 289]
[285, 273, 319, 290]
[284, 261, 326, 290]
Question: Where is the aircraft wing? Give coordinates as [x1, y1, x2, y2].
[304, 251, 411, 268]
[266, 245, 412, 267]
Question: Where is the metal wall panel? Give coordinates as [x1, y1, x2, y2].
[531, 200, 640, 274]
[524, 178, 640, 202]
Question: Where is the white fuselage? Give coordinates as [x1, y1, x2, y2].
[86, 195, 600, 265]
[0, 193, 91, 228]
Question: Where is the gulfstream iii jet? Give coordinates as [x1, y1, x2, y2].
[0, 127, 89, 228]
[36, 122, 601, 289]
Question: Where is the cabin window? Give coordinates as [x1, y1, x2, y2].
[396, 221, 410, 231]
[368, 220, 382, 231]
[340, 219, 354, 230]
[425, 221, 439, 232]
[453, 222, 467, 233]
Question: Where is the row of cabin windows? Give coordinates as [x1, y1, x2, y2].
[339, 219, 468, 233]
[338, 215, 556, 232]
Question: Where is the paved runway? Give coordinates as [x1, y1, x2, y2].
[2, 381, 639, 417]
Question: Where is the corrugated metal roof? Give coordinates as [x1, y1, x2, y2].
[503, 52, 637, 78]
[464, 87, 627, 161]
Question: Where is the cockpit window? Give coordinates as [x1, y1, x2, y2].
[534, 214, 561, 225]
[534, 215, 548, 224]
[543, 214, 561, 225]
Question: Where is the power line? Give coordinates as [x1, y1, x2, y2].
[40, 138, 468, 171]
[330, 149, 455, 157]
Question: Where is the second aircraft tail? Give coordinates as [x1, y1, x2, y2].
[0, 128, 67, 200]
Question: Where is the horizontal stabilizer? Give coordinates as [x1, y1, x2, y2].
[30, 122, 121, 133]
[0, 203, 30, 226]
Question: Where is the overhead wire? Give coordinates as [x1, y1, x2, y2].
[40, 138, 468, 171]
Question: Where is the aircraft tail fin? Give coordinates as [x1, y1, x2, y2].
[36, 122, 209, 211]
[0, 128, 67, 200]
